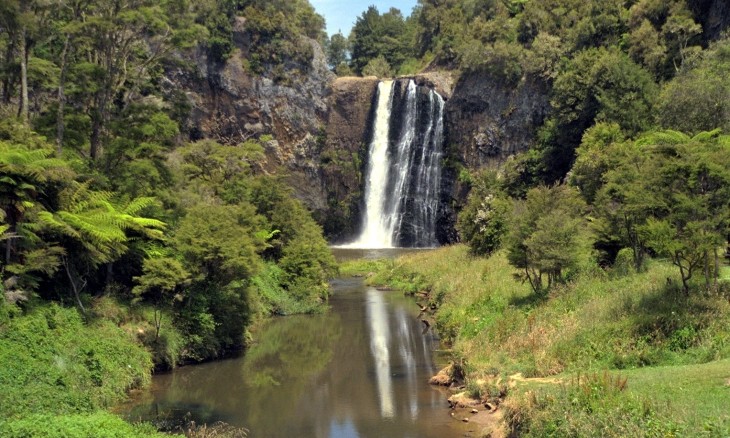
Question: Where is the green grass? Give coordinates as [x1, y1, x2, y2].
[356, 244, 730, 436]
[622, 359, 730, 434]
[504, 360, 730, 437]
[0, 412, 176, 438]
[0, 304, 153, 418]
[0, 302, 169, 437]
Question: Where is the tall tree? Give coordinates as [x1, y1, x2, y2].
[350, 6, 411, 74]
[70, 0, 204, 160]
[506, 185, 593, 293]
[325, 31, 349, 69]
[596, 129, 730, 291]
[637, 131, 730, 293]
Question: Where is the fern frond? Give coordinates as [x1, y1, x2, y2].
[636, 130, 690, 148]
[122, 196, 158, 215]
[715, 135, 730, 148]
[691, 129, 722, 143]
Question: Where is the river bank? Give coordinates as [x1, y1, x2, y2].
[341, 244, 730, 436]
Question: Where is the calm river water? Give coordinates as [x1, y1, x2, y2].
[122, 248, 471, 437]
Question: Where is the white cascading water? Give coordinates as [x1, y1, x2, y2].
[346, 79, 444, 249]
[392, 82, 444, 247]
[348, 80, 396, 248]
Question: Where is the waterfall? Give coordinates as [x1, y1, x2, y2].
[347, 79, 445, 249]
[353, 81, 396, 248]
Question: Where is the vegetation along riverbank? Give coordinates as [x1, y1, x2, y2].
[342, 244, 730, 437]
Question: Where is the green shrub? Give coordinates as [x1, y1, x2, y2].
[252, 262, 323, 315]
[456, 171, 510, 257]
[0, 304, 152, 418]
[612, 247, 637, 277]
[0, 412, 172, 438]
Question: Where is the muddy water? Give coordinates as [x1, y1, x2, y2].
[123, 249, 471, 437]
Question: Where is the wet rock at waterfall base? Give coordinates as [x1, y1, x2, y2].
[429, 365, 456, 386]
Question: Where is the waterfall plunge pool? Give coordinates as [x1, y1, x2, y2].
[120, 249, 472, 437]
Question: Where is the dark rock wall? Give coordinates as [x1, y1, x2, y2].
[319, 77, 379, 242]
[444, 72, 550, 170]
[162, 17, 335, 216]
[691, 0, 730, 44]
[426, 72, 550, 243]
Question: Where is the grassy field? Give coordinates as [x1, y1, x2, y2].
[342, 245, 730, 436]
[623, 359, 730, 433]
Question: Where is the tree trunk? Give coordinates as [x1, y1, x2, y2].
[675, 252, 690, 295]
[626, 216, 644, 272]
[713, 248, 719, 291]
[63, 257, 87, 316]
[90, 93, 110, 161]
[105, 262, 113, 288]
[2, 40, 14, 104]
[154, 309, 162, 341]
[90, 113, 101, 160]
[525, 266, 538, 293]
[56, 35, 70, 155]
[18, 30, 29, 123]
[704, 251, 710, 290]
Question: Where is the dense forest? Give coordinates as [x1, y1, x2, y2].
[0, 0, 729, 436]
[0, 1, 334, 435]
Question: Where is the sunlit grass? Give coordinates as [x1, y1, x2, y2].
[622, 359, 730, 433]
[358, 244, 730, 436]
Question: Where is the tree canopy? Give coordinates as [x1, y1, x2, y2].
[0, 0, 334, 367]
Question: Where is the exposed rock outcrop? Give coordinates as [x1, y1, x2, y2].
[412, 71, 456, 99]
[319, 77, 379, 241]
[445, 72, 550, 170]
[692, 0, 730, 43]
[162, 17, 335, 216]
[430, 364, 458, 386]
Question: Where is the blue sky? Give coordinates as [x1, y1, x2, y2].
[310, 0, 419, 36]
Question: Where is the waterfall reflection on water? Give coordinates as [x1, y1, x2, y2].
[120, 268, 472, 437]
[366, 289, 395, 418]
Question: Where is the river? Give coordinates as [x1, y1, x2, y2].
[122, 249, 471, 437]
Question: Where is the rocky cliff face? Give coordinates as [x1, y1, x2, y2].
[444, 72, 550, 170]
[162, 17, 335, 214]
[164, 19, 550, 243]
[692, 0, 730, 43]
[319, 77, 379, 241]
[421, 71, 549, 243]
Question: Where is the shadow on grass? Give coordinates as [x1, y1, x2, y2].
[627, 281, 717, 342]
[508, 291, 548, 308]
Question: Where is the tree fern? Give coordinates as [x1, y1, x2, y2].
[691, 129, 723, 143]
[635, 129, 690, 148]
[0, 142, 71, 183]
[39, 181, 166, 266]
